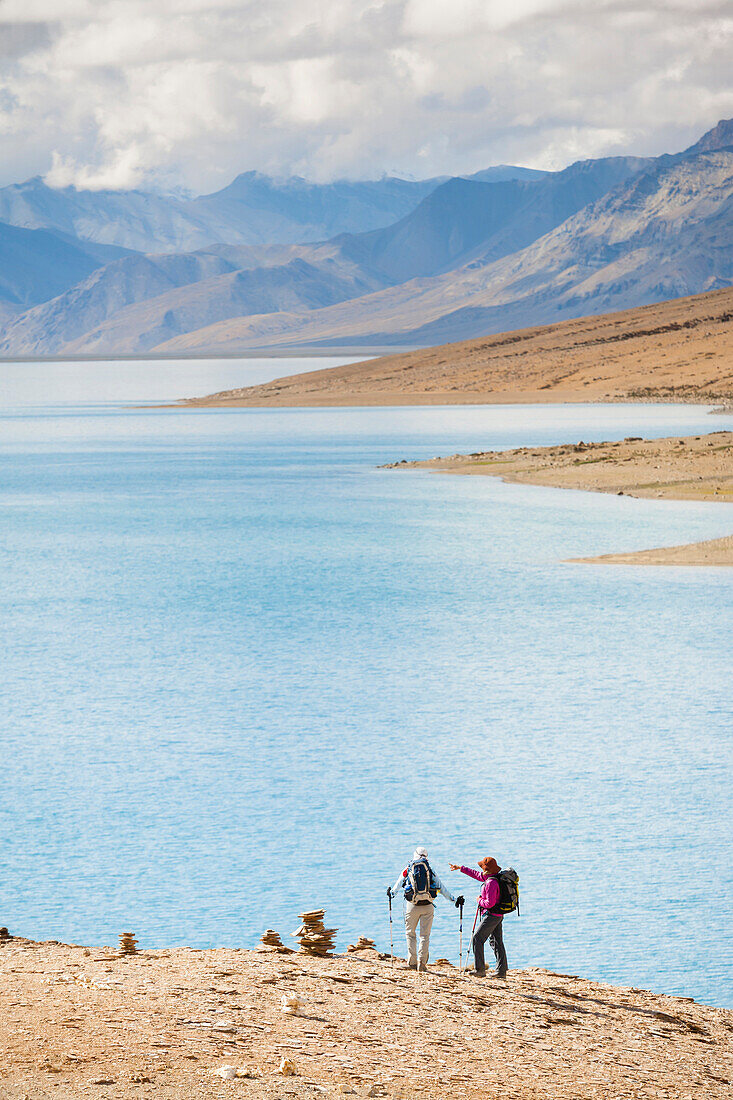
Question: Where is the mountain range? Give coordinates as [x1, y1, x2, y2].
[0, 164, 545, 254]
[0, 121, 731, 357]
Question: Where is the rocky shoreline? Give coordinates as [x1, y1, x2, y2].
[384, 430, 733, 566]
[1, 934, 731, 1099]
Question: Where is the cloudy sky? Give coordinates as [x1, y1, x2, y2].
[0, 0, 731, 193]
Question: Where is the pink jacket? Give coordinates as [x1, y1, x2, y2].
[460, 866, 500, 912]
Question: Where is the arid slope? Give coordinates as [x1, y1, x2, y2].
[182, 287, 733, 408]
[1, 936, 731, 1100]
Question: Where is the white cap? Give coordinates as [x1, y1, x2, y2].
[413, 846, 428, 860]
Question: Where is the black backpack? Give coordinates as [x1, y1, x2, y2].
[496, 868, 520, 915]
[404, 858, 438, 902]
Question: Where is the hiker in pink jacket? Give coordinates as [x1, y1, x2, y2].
[449, 856, 508, 978]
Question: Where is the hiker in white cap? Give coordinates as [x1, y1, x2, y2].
[387, 847, 463, 971]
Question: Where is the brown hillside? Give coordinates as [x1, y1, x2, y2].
[183, 287, 733, 408]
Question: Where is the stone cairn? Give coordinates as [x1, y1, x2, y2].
[0, 926, 10, 943]
[260, 929, 293, 954]
[291, 909, 337, 957]
[118, 931, 138, 956]
[347, 936, 376, 954]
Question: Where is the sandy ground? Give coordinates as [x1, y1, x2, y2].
[1, 934, 731, 1100]
[180, 287, 733, 409]
[383, 431, 733, 566]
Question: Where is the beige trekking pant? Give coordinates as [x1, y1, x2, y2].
[404, 901, 434, 967]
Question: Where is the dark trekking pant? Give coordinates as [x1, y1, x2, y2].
[473, 911, 507, 975]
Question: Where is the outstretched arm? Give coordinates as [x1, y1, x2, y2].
[449, 864, 484, 882]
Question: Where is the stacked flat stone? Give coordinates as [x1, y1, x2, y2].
[347, 936, 376, 953]
[118, 931, 138, 956]
[291, 909, 337, 957]
[260, 929, 292, 953]
[0, 926, 9, 942]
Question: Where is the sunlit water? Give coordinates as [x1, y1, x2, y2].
[1, 358, 731, 1008]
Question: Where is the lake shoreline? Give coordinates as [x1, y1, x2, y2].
[175, 390, 732, 410]
[569, 533, 733, 567]
[2, 935, 730, 1099]
[0, 346, 397, 364]
[383, 430, 733, 566]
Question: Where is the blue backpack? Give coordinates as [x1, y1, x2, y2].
[404, 858, 438, 902]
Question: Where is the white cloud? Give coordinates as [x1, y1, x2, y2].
[402, 0, 561, 37]
[46, 147, 146, 191]
[0, 0, 730, 191]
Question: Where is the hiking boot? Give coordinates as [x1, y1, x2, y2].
[473, 970, 486, 978]
[488, 969, 507, 979]
[406, 963, 417, 970]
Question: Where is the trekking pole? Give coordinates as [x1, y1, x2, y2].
[458, 900, 464, 973]
[468, 901, 480, 972]
[388, 891, 394, 967]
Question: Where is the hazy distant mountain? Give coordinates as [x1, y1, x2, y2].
[0, 220, 132, 314]
[0, 244, 389, 356]
[0, 173, 439, 253]
[334, 156, 651, 285]
[0, 157, 649, 355]
[149, 144, 733, 353]
[0, 121, 730, 356]
[462, 165, 548, 183]
[379, 149, 733, 347]
[187, 172, 447, 247]
[0, 167, 543, 255]
[0, 178, 201, 253]
[63, 255, 385, 356]
[0, 244, 301, 355]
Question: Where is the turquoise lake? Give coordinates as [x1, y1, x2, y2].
[1, 358, 732, 1007]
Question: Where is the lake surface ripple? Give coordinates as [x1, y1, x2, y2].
[1, 359, 731, 1007]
